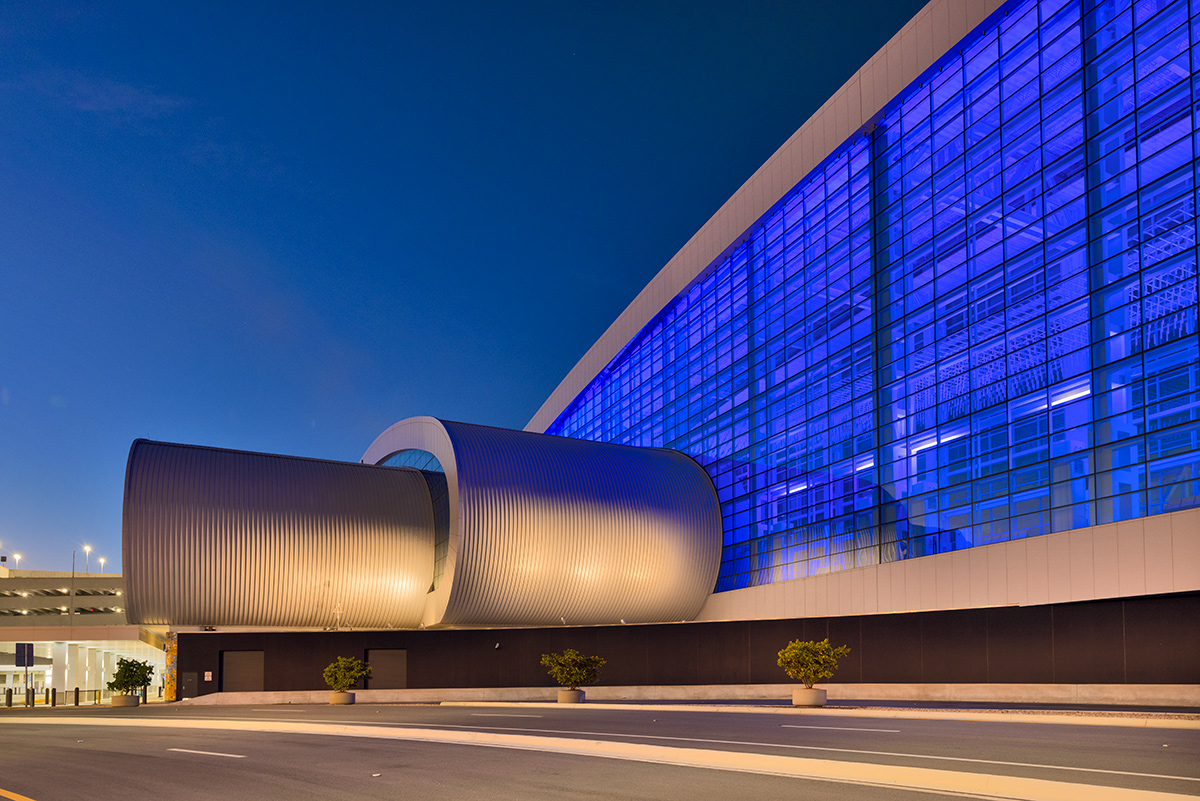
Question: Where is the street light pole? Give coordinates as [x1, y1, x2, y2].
[70, 550, 76, 619]
[84, 545, 91, 574]
[98, 557, 105, 574]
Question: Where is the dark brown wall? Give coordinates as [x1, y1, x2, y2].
[177, 591, 1200, 695]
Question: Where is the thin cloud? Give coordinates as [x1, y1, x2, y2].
[18, 68, 190, 121]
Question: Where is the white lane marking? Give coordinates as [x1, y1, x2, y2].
[167, 748, 246, 759]
[782, 725, 900, 733]
[412, 722, 1200, 784]
[471, 713, 544, 718]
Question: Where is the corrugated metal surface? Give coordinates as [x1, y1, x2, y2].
[363, 418, 721, 627]
[123, 440, 434, 628]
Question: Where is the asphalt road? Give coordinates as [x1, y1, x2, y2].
[1, 703, 1197, 800]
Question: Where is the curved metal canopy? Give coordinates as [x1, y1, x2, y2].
[123, 420, 721, 629]
[123, 440, 435, 628]
[363, 417, 722, 627]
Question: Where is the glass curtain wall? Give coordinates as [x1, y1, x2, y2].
[547, 0, 1200, 592]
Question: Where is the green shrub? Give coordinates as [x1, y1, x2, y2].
[540, 649, 605, 690]
[107, 657, 155, 695]
[323, 656, 371, 693]
[777, 638, 851, 689]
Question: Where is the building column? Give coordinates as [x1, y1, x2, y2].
[87, 648, 100, 690]
[51, 643, 68, 692]
[103, 652, 116, 697]
[65, 644, 81, 692]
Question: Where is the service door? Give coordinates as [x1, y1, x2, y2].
[220, 650, 264, 692]
[366, 649, 407, 689]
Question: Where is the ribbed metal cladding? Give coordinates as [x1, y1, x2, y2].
[363, 418, 721, 627]
[123, 440, 434, 628]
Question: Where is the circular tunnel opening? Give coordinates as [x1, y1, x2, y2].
[381, 449, 449, 592]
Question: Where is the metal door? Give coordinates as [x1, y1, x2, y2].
[366, 649, 407, 689]
[220, 651, 264, 692]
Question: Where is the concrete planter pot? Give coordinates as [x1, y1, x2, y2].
[792, 687, 827, 707]
[329, 691, 356, 705]
[557, 689, 585, 704]
[111, 694, 140, 708]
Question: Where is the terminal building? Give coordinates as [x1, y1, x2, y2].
[124, 0, 1199, 700]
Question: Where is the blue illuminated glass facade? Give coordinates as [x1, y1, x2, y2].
[546, 0, 1200, 592]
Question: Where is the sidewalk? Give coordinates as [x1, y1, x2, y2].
[167, 682, 1200, 710]
[2, 689, 1197, 728]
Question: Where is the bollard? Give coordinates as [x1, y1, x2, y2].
[44, 688, 49, 705]
[51, 688, 57, 707]
[4, 688, 10, 707]
[73, 687, 79, 706]
[141, 686, 147, 704]
[26, 688, 33, 708]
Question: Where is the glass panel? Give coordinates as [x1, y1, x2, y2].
[547, 0, 1200, 591]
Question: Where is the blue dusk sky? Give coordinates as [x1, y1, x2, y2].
[1, 0, 927, 571]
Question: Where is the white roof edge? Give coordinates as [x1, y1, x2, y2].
[526, 0, 1008, 433]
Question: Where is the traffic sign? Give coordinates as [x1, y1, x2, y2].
[15, 643, 33, 667]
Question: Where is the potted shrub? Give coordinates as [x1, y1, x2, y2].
[107, 657, 155, 707]
[777, 638, 850, 707]
[323, 656, 371, 705]
[540, 648, 605, 703]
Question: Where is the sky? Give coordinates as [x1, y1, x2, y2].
[0, 0, 927, 571]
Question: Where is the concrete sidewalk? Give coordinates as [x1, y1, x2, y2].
[149, 682, 1200, 729]
[4, 693, 1197, 728]
[173, 682, 1200, 710]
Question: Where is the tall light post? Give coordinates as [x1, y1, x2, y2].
[98, 557, 106, 574]
[84, 544, 91, 573]
[12, 553, 21, 570]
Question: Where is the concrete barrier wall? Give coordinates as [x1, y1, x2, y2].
[178, 683, 1200, 707]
